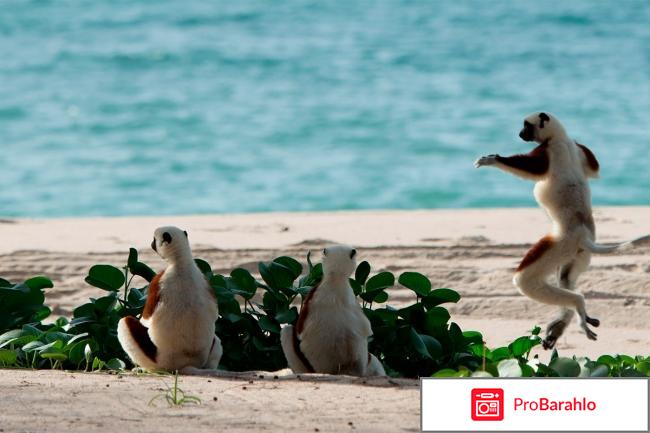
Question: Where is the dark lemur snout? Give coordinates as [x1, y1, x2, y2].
[519, 120, 535, 142]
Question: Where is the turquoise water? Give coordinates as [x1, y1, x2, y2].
[1, 0, 648, 217]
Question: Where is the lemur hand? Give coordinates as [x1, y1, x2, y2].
[474, 154, 498, 168]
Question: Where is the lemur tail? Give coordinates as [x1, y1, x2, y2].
[581, 234, 650, 254]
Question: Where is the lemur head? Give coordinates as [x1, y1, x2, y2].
[519, 112, 567, 144]
[151, 226, 191, 262]
[322, 245, 357, 279]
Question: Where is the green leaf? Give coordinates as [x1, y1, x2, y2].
[490, 347, 511, 362]
[273, 257, 302, 279]
[92, 357, 105, 371]
[22, 341, 44, 352]
[471, 371, 493, 377]
[462, 331, 484, 345]
[130, 262, 156, 282]
[230, 268, 257, 300]
[432, 369, 459, 377]
[194, 259, 212, 276]
[349, 279, 363, 296]
[128, 248, 138, 268]
[106, 358, 126, 371]
[258, 316, 281, 334]
[549, 357, 581, 377]
[398, 272, 431, 297]
[424, 307, 450, 328]
[354, 261, 371, 285]
[0, 349, 17, 365]
[420, 334, 443, 359]
[408, 328, 431, 359]
[365, 272, 395, 292]
[634, 361, 650, 376]
[589, 364, 610, 377]
[360, 289, 389, 304]
[275, 307, 298, 324]
[531, 326, 541, 336]
[596, 354, 616, 366]
[25, 276, 54, 290]
[93, 293, 118, 313]
[41, 352, 67, 361]
[85, 265, 125, 291]
[508, 336, 538, 357]
[497, 359, 523, 377]
[422, 288, 461, 308]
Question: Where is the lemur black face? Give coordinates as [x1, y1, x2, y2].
[519, 120, 535, 142]
[350, 249, 357, 259]
[162, 232, 172, 244]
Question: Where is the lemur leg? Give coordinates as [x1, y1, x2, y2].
[543, 264, 577, 349]
[514, 240, 598, 341]
[280, 325, 312, 374]
[203, 335, 223, 369]
[366, 354, 386, 376]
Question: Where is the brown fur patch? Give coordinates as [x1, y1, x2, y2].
[517, 235, 555, 271]
[124, 316, 157, 362]
[577, 143, 599, 172]
[142, 270, 164, 320]
[296, 282, 320, 334]
[497, 141, 550, 175]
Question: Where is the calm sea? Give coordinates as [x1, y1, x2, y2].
[1, 0, 648, 217]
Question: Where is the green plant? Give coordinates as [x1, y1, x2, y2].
[0, 249, 648, 379]
[149, 370, 201, 407]
[210, 253, 321, 372]
[0, 276, 52, 334]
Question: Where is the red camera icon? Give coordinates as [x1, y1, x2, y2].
[471, 388, 504, 421]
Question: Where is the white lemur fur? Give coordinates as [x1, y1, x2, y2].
[475, 112, 650, 349]
[117, 226, 222, 373]
[280, 245, 386, 376]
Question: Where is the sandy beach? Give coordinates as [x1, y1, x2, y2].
[1, 207, 648, 432]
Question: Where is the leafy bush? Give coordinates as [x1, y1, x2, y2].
[0, 276, 52, 334]
[0, 248, 648, 378]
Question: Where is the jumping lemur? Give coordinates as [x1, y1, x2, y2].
[475, 112, 650, 349]
[280, 245, 386, 376]
[117, 226, 222, 373]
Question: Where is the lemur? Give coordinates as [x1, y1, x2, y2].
[475, 112, 650, 349]
[117, 226, 222, 373]
[280, 245, 386, 376]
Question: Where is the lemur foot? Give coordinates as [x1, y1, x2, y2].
[585, 316, 600, 327]
[474, 154, 498, 168]
[543, 319, 569, 350]
[584, 327, 598, 341]
[542, 336, 557, 350]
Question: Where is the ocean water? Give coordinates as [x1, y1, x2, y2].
[0, 0, 648, 217]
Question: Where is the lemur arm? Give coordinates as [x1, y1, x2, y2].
[576, 143, 600, 179]
[474, 142, 549, 181]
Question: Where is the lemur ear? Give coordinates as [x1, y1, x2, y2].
[184, 230, 188, 237]
[538, 112, 550, 129]
[323, 248, 328, 256]
[162, 232, 172, 244]
[350, 249, 357, 259]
